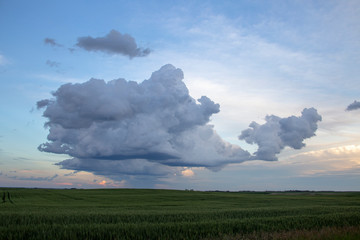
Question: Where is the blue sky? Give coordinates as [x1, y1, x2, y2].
[0, 0, 359, 190]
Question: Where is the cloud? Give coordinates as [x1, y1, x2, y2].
[96, 179, 126, 188]
[38, 64, 245, 172]
[37, 99, 51, 109]
[63, 171, 79, 177]
[284, 145, 360, 177]
[181, 168, 194, 177]
[239, 108, 322, 161]
[57, 158, 174, 177]
[44, 38, 63, 47]
[37, 64, 320, 180]
[346, 100, 360, 111]
[46, 60, 60, 68]
[8, 174, 58, 182]
[76, 30, 151, 58]
[0, 54, 8, 66]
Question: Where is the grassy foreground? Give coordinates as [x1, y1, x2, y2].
[1, 188, 360, 240]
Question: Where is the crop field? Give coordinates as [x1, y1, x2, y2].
[1, 188, 360, 239]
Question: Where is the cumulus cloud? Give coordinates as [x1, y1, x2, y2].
[37, 64, 321, 180]
[44, 38, 62, 47]
[38, 64, 245, 173]
[239, 108, 322, 161]
[346, 100, 360, 111]
[76, 30, 151, 58]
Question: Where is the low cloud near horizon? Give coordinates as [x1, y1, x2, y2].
[76, 30, 151, 58]
[37, 65, 321, 180]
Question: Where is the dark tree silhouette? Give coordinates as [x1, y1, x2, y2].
[7, 192, 14, 204]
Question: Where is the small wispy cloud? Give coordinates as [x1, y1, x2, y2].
[8, 174, 58, 182]
[44, 38, 63, 47]
[46, 60, 60, 68]
[346, 100, 360, 111]
[64, 171, 79, 177]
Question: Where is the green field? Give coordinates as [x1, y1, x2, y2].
[1, 188, 360, 239]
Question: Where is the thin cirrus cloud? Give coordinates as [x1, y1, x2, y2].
[46, 60, 60, 68]
[76, 30, 151, 58]
[37, 65, 321, 179]
[346, 100, 360, 111]
[8, 174, 58, 182]
[44, 38, 75, 53]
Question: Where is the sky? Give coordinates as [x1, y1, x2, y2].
[0, 0, 359, 191]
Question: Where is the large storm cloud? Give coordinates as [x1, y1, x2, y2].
[76, 30, 151, 58]
[37, 64, 321, 178]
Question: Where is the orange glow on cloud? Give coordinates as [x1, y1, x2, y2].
[287, 144, 360, 176]
[99, 180, 107, 186]
[301, 145, 360, 159]
[181, 168, 195, 177]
